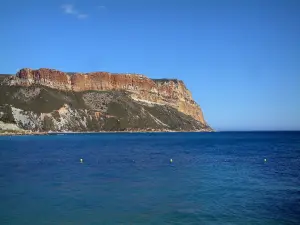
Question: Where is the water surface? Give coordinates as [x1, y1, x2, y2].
[0, 132, 299, 224]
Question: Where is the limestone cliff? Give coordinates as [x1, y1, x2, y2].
[0, 68, 212, 132]
[4, 68, 207, 124]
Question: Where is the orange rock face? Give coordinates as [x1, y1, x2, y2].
[16, 68, 71, 90]
[8, 68, 207, 124]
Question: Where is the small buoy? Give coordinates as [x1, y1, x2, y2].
[80, 158, 83, 163]
[264, 158, 267, 162]
[170, 159, 173, 163]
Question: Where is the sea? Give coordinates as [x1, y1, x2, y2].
[0, 132, 299, 225]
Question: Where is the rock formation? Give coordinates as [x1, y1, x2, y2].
[0, 68, 212, 132]
[5, 68, 206, 123]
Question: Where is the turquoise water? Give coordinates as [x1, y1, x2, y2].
[0, 132, 299, 224]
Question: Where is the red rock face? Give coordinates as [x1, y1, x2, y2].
[8, 68, 206, 124]
[15, 68, 71, 90]
[70, 72, 155, 92]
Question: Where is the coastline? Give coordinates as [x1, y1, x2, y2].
[0, 128, 214, 136]
[0, 131, 48, 136]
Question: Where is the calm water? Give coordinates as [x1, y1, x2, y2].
[0, 132, 299, 225]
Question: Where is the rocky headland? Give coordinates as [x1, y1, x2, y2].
[0, 68, 212, 133]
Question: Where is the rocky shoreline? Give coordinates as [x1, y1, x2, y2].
[0, 128, 214, 136]
[0, 130, 47, 136]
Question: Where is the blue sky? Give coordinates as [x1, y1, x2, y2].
[0, 0, 299, 130]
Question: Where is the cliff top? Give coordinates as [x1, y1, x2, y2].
[0, 68, 182, 83]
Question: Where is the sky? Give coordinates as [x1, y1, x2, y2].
[0, 0, 299, 131]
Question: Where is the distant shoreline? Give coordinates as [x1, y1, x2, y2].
[0, 129, 214, 136]
[1, 130, 299, 136]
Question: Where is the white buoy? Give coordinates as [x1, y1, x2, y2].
[80, 158, 83, 163]
[264, 158, 267, 162]
[170, 159, 173, 163]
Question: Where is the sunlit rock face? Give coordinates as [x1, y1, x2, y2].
[4, 68, 207, 125]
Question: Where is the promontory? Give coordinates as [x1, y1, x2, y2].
[0, 68, 212, 133]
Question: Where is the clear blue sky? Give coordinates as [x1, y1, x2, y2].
[0, 0, 299, 131]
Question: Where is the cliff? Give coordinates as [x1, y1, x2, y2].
[0, 68, 212, 132]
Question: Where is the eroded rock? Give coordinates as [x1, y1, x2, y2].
[5, 68, 207, 124]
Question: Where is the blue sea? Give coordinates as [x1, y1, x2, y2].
[0, 132, 299, 225]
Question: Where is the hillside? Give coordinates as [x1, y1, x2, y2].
[0, 69, 212, 132]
